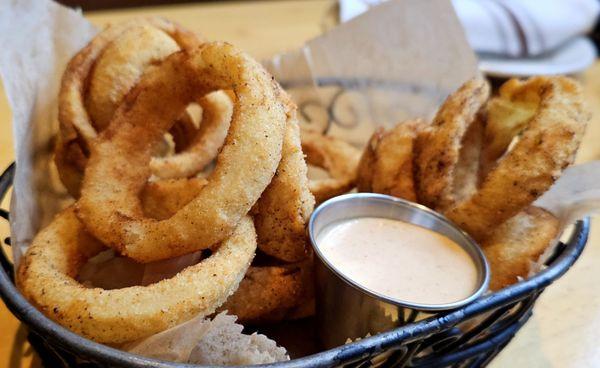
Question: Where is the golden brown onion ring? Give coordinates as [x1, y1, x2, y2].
[54, 135, 87, 197]
[16, 208, 256, 344]
[58, 18, 200, 149]
[253, 106, 315, 262]
[56, 19, 204, 197]
[482, 207, 559, 291]
[479, 78, 540, 178]
[301, 130, 361, 204]
[144, 100, 314, 264]
[169, 106, 200, 152]
[355, 130, 379, 196]
[85, 25, 182, 131]
[357, 120, 424, 202]
[452, 113, 485, 204]
[76, 43, 287, 263]
[85, 24, 232, 180]
[220, 260, 313, 324]
[415, 78, 490, 211]
[149, 90, 234, 179]
[445, 77, 588, 240]
[141, 178, 208, 220]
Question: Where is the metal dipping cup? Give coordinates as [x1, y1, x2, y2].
[308, 193, 490, 349]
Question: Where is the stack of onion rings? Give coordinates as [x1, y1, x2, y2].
[442, 77, 588, 241]
[76, 44, 287, 262]
[18, 19, 314, 344]
[355, 76, 588, 290]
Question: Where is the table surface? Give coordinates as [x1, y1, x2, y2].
[1, 1, 599, 367]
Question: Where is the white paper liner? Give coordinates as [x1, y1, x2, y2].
[0, 0, 96, 264]
[125, 312, 289, 364]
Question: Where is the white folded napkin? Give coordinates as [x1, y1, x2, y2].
[340, 0, 600, 57]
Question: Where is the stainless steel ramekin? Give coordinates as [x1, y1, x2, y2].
[308, 193, 490, 349]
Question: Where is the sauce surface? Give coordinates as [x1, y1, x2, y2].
[317, 217, 479, 305]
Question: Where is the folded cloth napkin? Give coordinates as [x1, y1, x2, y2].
[340, 0, 600, 57]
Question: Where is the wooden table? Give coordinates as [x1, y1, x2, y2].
[0, 1, 599, 367]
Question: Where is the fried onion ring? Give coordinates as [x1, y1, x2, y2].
[141, 178, 208, 220]
[253, 107, 315, 262]
[149, 90, 234, 179]
[482, 207, 559, 291]
[301, 130, 361, 204]
[357, 120, 424, 202]
[54, 134, 88, 197]
[452, 113, 485, 203]
[479, 78, 540, 178]
[58, 18, 200, 149]
[484, 79, 541, 162]
[220, 260, 313, 324]
[445, 77, 588, 240]
[56, 20, 205, 197]
[55, 19, 233, 197]
[76, 43, 287, 262]
[16, 208, 256, 344]
[85, 24, 233, 180]
[415, 78, 490, 211]
[85, 25, 182, 131]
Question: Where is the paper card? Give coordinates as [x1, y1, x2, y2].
[265, 0, 479, 145]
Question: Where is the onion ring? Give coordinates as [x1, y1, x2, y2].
[76, 44, 287, 263]
[54, 134, 88, 197]
[452, 113, 485, 204]
[445, 77, 588, 240]
[482, 207, 559, 291]
[58, 18, 200, 149]
[414, 78, 490, 211]
[301, 130, 361, 204]
[479, 78, 540, 178]
[55, 20, 233, 197]
[355, 130, 379, 195]
[146, 94, 314, 263]
[149, 90, 234, 179]
[141, 178, 208, 220]
[220, 260, 313, 324]
[357, 120, 424, 202]
[253, 105, 315, 262]
[16, 208, 256, 344]
[169, 106, 200, 151]
[85, 24, 183, 131]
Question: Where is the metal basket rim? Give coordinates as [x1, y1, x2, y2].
[0, 163, 590, 367]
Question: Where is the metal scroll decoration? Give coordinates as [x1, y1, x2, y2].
[279, 77, 448, 137]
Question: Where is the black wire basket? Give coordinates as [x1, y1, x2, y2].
[0, 163, 590, 368]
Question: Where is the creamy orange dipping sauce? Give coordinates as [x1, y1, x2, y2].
[316, 217, 479, 305]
